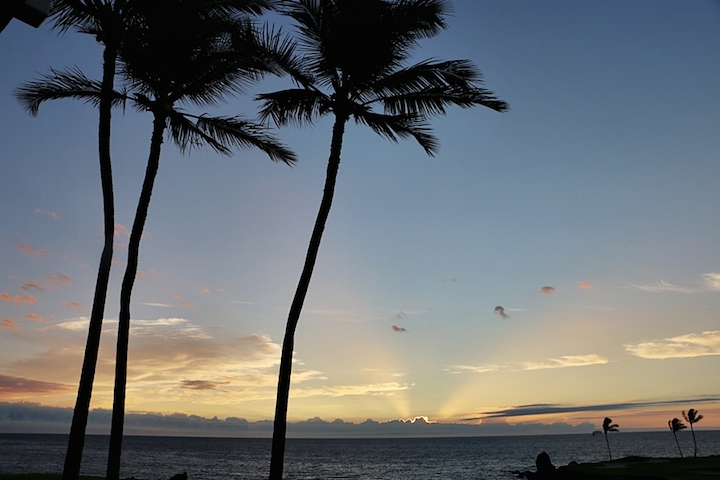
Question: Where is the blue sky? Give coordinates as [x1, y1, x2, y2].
[1, 0, 720, 435]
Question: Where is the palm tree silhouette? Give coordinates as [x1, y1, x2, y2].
[668, 417, 686, 458]
[602, 417, 619, 461]
[683, 408, 704, 458]
[16, 2, 135, 477]
[103, 2, 295, 479]
[257, 1, 508, 478]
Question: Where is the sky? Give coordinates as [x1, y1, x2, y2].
[1, 0, 720, 437]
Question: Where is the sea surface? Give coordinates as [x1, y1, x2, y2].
[2, 431, 720, 480]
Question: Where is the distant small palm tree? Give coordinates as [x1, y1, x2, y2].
[683, 408, 704, 457]
[602, 417, 619, 461]
[668, 418, 686, 458]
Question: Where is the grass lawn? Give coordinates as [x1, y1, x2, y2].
[560, 455, 720, 479]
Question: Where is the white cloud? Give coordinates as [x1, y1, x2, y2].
[451, 365, 500, 374]
[703, 273, 720, 291]
[633, 273, 720, 293]
[625, 331, 720, 359]
[520, 354, 608, 371]
[633, 280, 694, 293]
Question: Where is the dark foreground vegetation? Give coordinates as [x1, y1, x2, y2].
[519, 455, 720, 480]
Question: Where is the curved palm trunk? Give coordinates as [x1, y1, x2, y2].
[604, 432, 612, 461]
[107, 113, 166, 480]
[672, 431, 683, 458]
[269, 114, 347, 480]
[63, 43, 117, 480]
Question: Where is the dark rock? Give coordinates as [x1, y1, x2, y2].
[169, 472, 187, 480]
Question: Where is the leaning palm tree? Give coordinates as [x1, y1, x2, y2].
[17, 2, 133, 478]
[105, 2, 295, 479]
[257, 1, 508, 478]
[683, 408, 704, 458]
[668, 417, 686, 458]
[18, 2, 278, 479]
[602, 417, 619, 461]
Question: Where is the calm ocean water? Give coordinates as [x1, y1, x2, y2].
[2, 432, 720, 480]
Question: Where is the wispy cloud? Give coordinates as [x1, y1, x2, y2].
[1, 318, 19, 329]
[62, 301, 88, 310]
[0, 293, 37, 303]
[292, 382, 412, 398]
[448, 354, 607, 374]
[114, 223, 131, 238]
[34, 209, 60, 220]
[577, 282, 593, 289]
[520, 354, 608, 371]
[450, 364, 500, 374]
[633, 273, 720, 293]
[47, 274, 73, 285]
[471, 396, 720, 420]
[171, 294, 183, 301]
[18, 243, 48, 256]
[20, 281, 45, 291]
[391, 325, 407, 332]
[26, 314, 47, 323]
[625, 331, 720, 359]
[202, 287, 211, 293]
[181, 380, 230, 390]
[540, 286, 555, 295]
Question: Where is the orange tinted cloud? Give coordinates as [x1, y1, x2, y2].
[26, 314, 46, 323]
[62, 301, 87, 310]
[18, 243, 48, 256]
[171, 294, 183, 301]
[34, 209, 60, 220]
[540, 286, 555, 295]
[47, 274, 73, 285]
[1, 318, 19, 329]
[391, 325, 407, 332]
[0, 293, 37, 303]
[577, 282, 594, 289]
[180, 304, 196, 310]
[217, 288, 225, 293]
[202, 287, 210, 293]
[137, 271, 149, 279]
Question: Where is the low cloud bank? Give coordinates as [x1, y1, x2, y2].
[0, 402, 592, 438]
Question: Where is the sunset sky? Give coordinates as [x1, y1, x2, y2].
[1, 1, 720, 436]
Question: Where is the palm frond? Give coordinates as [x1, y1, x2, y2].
[15, 67, 123, 115]
[170, 111, 297, 164]
[353, 108, 439, 156]
[359, 59, 508, 115]
[256, 89, 330, 126]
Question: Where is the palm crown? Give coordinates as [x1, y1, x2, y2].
[259, 0, 508, 153]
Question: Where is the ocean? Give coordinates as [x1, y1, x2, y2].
[2, 431, 720, 480]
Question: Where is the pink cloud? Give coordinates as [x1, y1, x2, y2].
[137, 271, 149, 279]
[391, 325, 407, 333]
[62, 301, 88, 310]
[171, 294, 183, 301]
[578, 282, 594, 289]
[180, 304, 196, 310]
[34, 209, 60, 220]
[0, 374, 69, 394]
[26, 313, 46, 323]
[114, 223, 131, 238]
[0, 293, 37, 303]
[18, 243, 48, 256]
[202, 287, 210, 293]
[1, 318, 19, 329]
[217, 288, 225, 293]
[540, 286, 555, 295]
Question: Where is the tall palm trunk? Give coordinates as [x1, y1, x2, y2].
[269, 114, 347, 480]
[107, 113, 166, 480]
[690, 423, 697, 457]
[604, 432, 612, 461]
[63, 43, 117, 480]
[672, 430, 683, 458]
